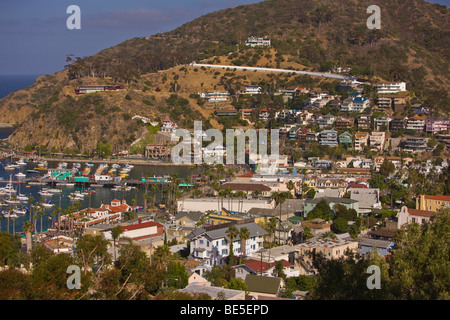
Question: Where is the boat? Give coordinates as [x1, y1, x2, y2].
[42, 201, 55, 208]
[15, 172, 26, 178]
[13, 207, 27, 215]
[56, 182, 75, 187]
[17, 194, 29, 201]
[26, 169, 39, 174]
[38, 189, 53, 197]
[5, 199, 21, 205]
[69, 191, 85, 200]
[35, 166, 48, 171]
[83, 189, 95, 194]
[4, 164, 17, 171]
[15, 159, 27, 166]
[2, 212, 18, 219]
[47, 188, 62, 193]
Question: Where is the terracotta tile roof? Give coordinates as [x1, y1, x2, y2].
[407, 208, 434, 217]
[420, 194, 450, 202]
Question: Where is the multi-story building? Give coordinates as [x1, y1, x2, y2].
[406, 116, 426, 132]
[375, 82, 407, 94]
[354, 132, 369, 151]
[403, 137, 429, 152]
[187, 221, 267, 267]
[200, 91, 230, 103]
[426, 117, 450, 134]
[305, 132, 319, 143]
[319, 130, 338, 147]
[390, 116, 406, 131]
[338, 132, 353, 146]
[373, 116, 391, 131]
[369, 132, 386, 152]
[340, 94, 369, 113]
[245, 36, 271, 47]
[356, 116, 371, 130]
[416, 194, 450, 212]
[335, 116, 354, 130]
[317, 114, 336, 128]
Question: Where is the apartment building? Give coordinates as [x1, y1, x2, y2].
[369, 132, 386, 152]
[354, 132, 369, 151]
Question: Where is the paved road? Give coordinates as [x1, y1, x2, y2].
[190, 62, 359, 81]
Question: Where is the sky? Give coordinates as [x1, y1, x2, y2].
[0, 0, 448, 76]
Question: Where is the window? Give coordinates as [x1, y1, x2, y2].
[207, 241, 209, 247]
[222, 249, 228, 255]
[199, 240, 204, 245]
[222, 239, 227, 246]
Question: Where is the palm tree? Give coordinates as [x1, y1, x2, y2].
[22, 221, 33, 253]
[38, 208, 45, 237]
[287, 180, 296, 198]
[239, 227, 250, 258]
[267, 217, 277, 245]
[235, 190, 246, 212]
[111, 224, 123, 261]
[28, 196, 34, 223]
[226, 225, 239, 266]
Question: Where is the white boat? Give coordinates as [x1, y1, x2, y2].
[2, 213, 18, 218]
[4, 164, 17, 170]
[17, 194, 29, 201]
[5, 199, 21, 205]
[39, 189, 53, 197]
[15, 172, 26, 178]
[13, 208, 27, 215]
[70, 191, 85, 199]
[47, 188, 62, 193]
[56, 182, 75, 187]
[16, 159, 27, 166]
[42, 201, 55, 208]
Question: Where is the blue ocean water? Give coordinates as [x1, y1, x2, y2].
[0, 74, 41, 99]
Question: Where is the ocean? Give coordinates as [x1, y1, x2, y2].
[0, 74, 41, 99]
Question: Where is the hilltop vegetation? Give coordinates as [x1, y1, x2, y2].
[0, 0, 448, 152]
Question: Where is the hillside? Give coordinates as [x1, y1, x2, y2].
[0, 0, 448, 154]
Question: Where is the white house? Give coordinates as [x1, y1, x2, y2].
[375, 82, 407, 94]
[186, 222, 267, 267]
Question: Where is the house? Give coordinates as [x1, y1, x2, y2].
[115, 219, 165, 242]
[375, 82, 407, 94]
[335, 117, 354, 130]
[303, 197, 359, 218]
[74, 85, 124, 94]
[397, 206, 434, 228]
[175, 211, 204, 228]
[234, 259, 299, 280]
[186, 221, 267, 267]
[305, 132, 319, 143]
[42, 236, 75, 254]
[369, 132, 386, 152]
[100, 199, 135, 215]
[349, 188, 381, 213]
[245, 36, 271, 47]
[354, 132, 369, 151]
[177, 284, 245, 300]
[187, 272, 211, 286]
[373, 116, 391, 131]
[356, 116, 371, 130]
[259, 108, 270, 121]
[425, 117, 450, 134]
[243, 86, 262, 95]
[317, 114, 336, 128]
[390, 116, 406, 131]
[245, 275, 284, 298]
[319, 130, 338, 147]
[402, 137, 429, 153]
[160, 115, 178, 133]
[200, 91, 230, 103]
[340, 94, 369, 112]
[359, 238, 395, 256]
[339, 132, 353, 145]
[214, 108, 238, 117]
[206, 208, 266, 226]
[416, 194, 450, 212]
[406, 116, 426, 132]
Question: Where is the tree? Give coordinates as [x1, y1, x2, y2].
[331, 217, 348, 234]
[22, 221, 33, 254]
[111, 225, 123, 262]
[226, 277, 248, 292]
[226, 225, 239, 265]
[380, 160, 396, 178]
[274, 260, 286, 280]
[239, 227, 250, 258]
